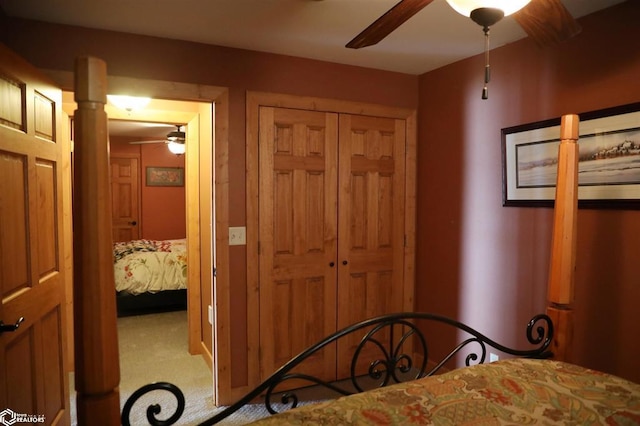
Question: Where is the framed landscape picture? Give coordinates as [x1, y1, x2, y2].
[502, 102, 640, 208]
[146, 166, 184, 187]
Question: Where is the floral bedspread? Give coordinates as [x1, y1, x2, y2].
[249, 359, 640, 425]
[113, 238, 187, 294]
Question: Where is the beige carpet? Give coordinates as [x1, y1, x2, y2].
[69, 310, 276, 425]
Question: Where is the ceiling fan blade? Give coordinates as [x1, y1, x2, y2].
[346, 0, 436, 49]
[129, 140, 167, 145]
[513, 0, 581, 46]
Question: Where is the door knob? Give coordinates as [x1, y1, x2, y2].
[329, 262, 335, 267]
[342, 260, 348, 265]
[128, 221, 137, 226]
[0, 317, 24, 334]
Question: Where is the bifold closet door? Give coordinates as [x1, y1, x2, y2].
[258, 106, 339, 385]
[257, 106, 408, 384]
[336, 114, 406, 379]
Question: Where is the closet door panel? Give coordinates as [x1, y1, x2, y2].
[337, 114, 406, 379]
[259, 107, 339, 387]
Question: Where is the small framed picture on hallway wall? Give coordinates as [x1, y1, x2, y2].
[146, 166, 185, 187]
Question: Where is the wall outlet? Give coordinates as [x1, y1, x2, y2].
[489, 352, 499, 363]
[208, 305, 213, 325]
[229, 226, 246, 246]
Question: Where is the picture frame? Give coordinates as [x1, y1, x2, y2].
[146, 166, 184, 187]
[501, 102, 640, 208]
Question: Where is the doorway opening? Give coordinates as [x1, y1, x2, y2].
[52, 69, 231, 405]
[109, 119, 188, 316]
[60, 91, 218, 406]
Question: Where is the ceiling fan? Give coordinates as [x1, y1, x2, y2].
[130, 125, 186, 154]
[346, 0, 581, 98]
[346, 0, 581, 49]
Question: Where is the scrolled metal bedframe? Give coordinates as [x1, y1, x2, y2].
[121, 312, 554, 426]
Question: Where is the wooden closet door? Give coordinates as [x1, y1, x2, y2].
[258, 107, 339, 384]
[0, 43, 70, 424]
[110, 156, 140, 242]
[336, 114, 406, 378]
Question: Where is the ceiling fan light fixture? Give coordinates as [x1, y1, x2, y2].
[166, 125, 186, 155]
[446, 0, 531, 18]
[470, 7, 504, 28]
[167, 141, 186, 155]
[167, 131, 185, 142]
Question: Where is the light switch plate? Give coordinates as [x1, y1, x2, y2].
[229, 226, 246, 246]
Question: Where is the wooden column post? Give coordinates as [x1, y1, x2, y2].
[546, 113, 579, 362]
[73, 56, 121, 424]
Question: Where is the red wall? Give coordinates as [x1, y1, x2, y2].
[110, 136, 186, 240]
[417, 1, 640, 383]
[139, 143, 186, 240]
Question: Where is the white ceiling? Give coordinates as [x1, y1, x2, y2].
[1, 0, 625, 75]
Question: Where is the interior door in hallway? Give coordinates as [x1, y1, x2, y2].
[110, 155, 140, 242]
[0, 42, 70, 425]
[258, 106, 339, 384]
[336, 114, 406, 378]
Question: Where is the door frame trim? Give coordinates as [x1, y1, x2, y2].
[245, 91, 417, 395]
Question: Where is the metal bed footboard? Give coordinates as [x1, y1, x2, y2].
[122, 312, 554, 425]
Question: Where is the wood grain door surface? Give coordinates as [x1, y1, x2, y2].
[259, 106, 406, 383]
[336, 114, 406, 378]
[0, 42, 70, 425]
[259, 107, 339, 384]
[110, 156, 140, 242]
